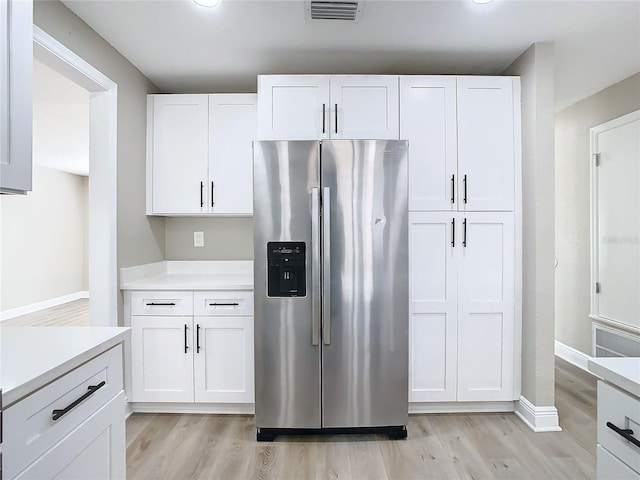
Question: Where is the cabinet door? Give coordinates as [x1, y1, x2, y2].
[209, 94, 257, 215]
[194, 317, 254, 403]
[400, 76, 457, 211]
[150, 94, 208, 214]
[0, 0, 32, 194]
[457, 77, 515, 211]
[330, 76, 399, 139]
[131, 316, 194, 402]
[257, 75, 329, 140]
[457, 213, 515, 401]
[409, 212, 458, 402]
[15, 392, 126, 480]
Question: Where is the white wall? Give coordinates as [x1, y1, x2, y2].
[0, 167, 87, 310]
[503, 43, 556, 407]
[555, 73, 640, 354]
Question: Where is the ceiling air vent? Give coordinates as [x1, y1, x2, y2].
[306, 1, 362, 21]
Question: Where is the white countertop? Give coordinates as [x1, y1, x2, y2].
[588, 357, 640, 398]
[120, 260, 253, 291]
[1, 326, 130, 407]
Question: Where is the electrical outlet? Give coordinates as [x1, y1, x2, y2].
[194, 231, 204, 247]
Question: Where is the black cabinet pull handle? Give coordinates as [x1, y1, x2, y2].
[322, 104, 326, 134]
[184, 324, 189, 353]
[463, 175, 468, 204]
[197, 324, 201, 353]
[451, 218, 455, 247]
[335, 104, 338, 134]
[211, 181, 215, 207]
[208, 302, 240, 306]
[451, 174, 455, 204]
[200, 181, 204, 208]
[52, 381, 106, 421]
[146, 302, 176, 306]
[463, 218, 467, 247]
[607, 422, 640, 448]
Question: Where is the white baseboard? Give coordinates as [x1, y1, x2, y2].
[555, 340, 591, 372]
[1, 291, 90, 321]
[409, 401, 515, 414]
[514, 395, 561, 432]
[130, 402, 254, 415]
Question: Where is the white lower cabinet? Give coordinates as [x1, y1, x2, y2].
[129, 290, 254, 406]
[409, 211, 517, 403]
[14, 392, 126, 480]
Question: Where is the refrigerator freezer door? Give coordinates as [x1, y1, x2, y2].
[253, 141, 322, 429]
[321, 140, 409, 428]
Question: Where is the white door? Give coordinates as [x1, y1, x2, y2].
[400, 76, 457, 211]
[15, 392, 126, 480]
[457, 212, 515, 401]
[131, 316, 194, 402]
[194, 317, 254, 403]
[257, 75, 329, 140]
[151, 94, 208, 214]
[409, 212, 458, 402]
[209, 94, 257, 215]
[330, 76, 399, 139]
[0, 0, 32, 193]
[592, 112, 640, 329]
[457, 77, 515, 211]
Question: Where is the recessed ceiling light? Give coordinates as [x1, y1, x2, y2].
[194, 0, 222, 7]
[472, 0, 494, 3]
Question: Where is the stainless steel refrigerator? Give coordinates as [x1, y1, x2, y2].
[253, 140, 408, 441]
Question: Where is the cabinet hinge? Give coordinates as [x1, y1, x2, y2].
[594, 153, 601, 167]
[595, 282, 601, 294]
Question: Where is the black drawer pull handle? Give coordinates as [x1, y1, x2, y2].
[146, 302, 176, 306]
[208, 302, 239, 306]
[607, 422, 640, 448]
[52, 381, 106, 421]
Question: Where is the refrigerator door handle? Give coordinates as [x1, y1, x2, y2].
[322, 186, 331, 345]
[311, 187, 320, 346]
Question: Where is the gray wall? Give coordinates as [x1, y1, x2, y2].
[555, 73, 640, 354]
[0, 167, 87, 310]
[34, 0, 165, 325]
[165, 217, 253, 260]
[503, 43, 556, 406]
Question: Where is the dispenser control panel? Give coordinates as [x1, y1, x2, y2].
[267, 242, 306, 297]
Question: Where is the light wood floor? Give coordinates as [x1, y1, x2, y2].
[1, 298, 89, 327]
[127, 358, 597, 480]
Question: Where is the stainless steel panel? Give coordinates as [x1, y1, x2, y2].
[253, 141, 322, 429]
[321, 140, 409, 428]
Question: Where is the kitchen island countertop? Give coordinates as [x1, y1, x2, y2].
[588, 356, 640, 397]
[1, 326, 130, 407]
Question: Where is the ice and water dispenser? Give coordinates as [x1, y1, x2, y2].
[267, 242, 306, 297]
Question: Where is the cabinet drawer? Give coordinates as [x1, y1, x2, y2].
[598, 381, 640, 473]
[3, 345, 123, 479]
[131, 291, 193, 316]
[194, 291, 253, 316]
[598, 445, 640, 479]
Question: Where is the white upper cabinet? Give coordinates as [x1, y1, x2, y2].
[258, 75, 399, 140]
[400, 77, 458, 211]
[400, 76, 518, 212]
[147, 93, 257, 216]
[329, 76, 399, 139]
[0, 0, 33, 194]
[209, 94, 257, 215]
[457, 77, 516, 212]
[149, 95, 209, 215]
[258, 75, 330, 140]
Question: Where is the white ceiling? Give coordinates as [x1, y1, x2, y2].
[33, 59, 90, 176]
[62, 0, 640, 111]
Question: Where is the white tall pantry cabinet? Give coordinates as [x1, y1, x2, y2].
[402, 76, 521, 406]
